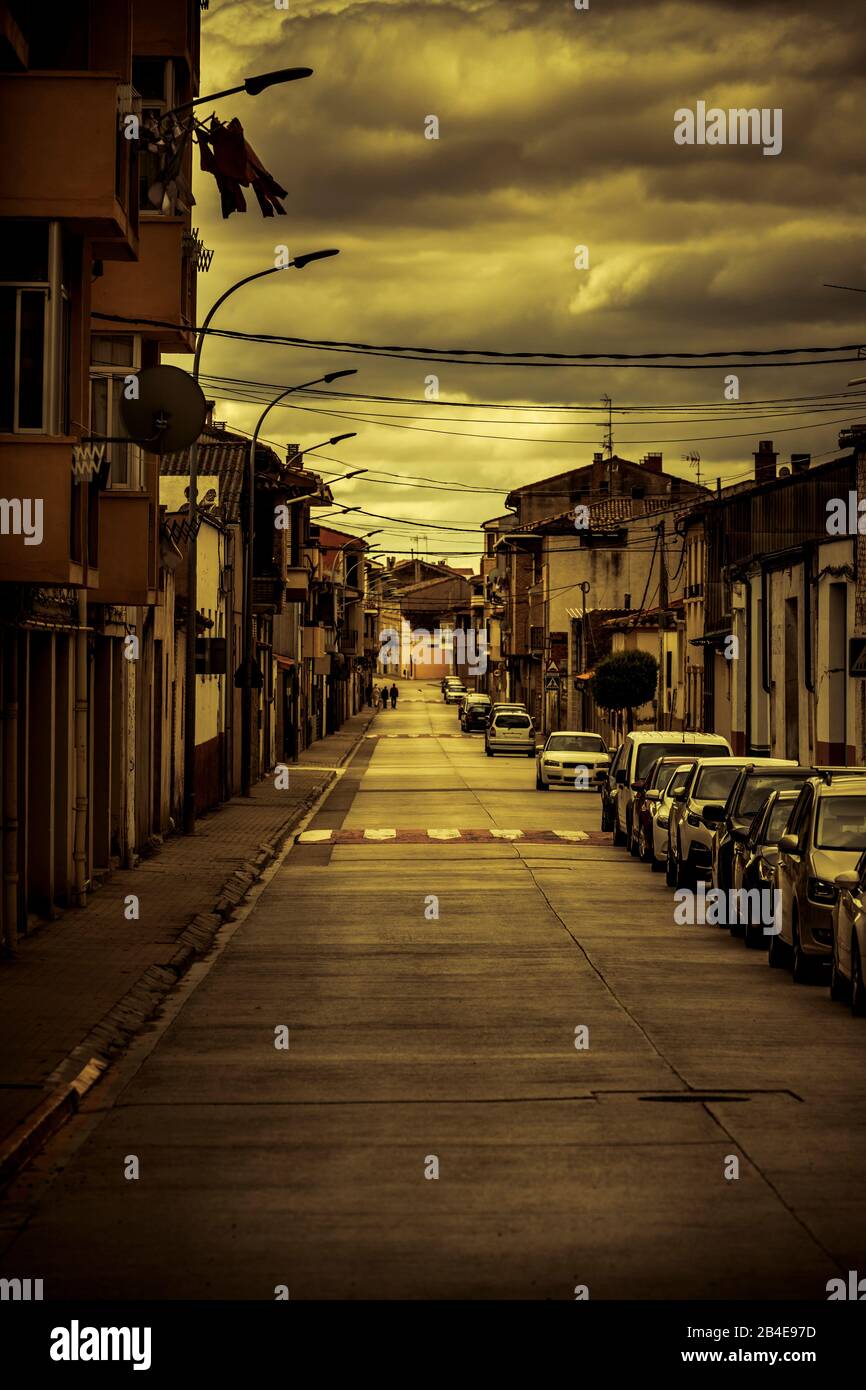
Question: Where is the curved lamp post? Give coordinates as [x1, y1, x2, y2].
[183, 248, 339, 833]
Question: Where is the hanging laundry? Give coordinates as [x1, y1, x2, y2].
[196, 116, 288, 218]
[141, 113, 196, 216]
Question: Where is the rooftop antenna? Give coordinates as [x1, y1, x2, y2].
[601, 394, 613, 457]
[683, 450, 702, 488]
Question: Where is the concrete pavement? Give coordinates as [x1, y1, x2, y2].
[1, 681, 864, 1299]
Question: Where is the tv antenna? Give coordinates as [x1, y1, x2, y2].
[683, 451, 702, 488]
[601, 394, 613, 457]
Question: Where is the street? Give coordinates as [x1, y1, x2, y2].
[2, 680, 864, 1300]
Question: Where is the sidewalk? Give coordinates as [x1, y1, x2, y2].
[0, 706, 378, 1164]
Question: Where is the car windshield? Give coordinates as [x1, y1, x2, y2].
[815, 795, 866, 850]
[651, 762, 683, 792]
[737, 772, 808, 817]
[694, 764, 741, 800]
[466, 696, 489, 704]
[546, 734, 606, 753]
[665, 765, 693, 797]
[764, 795, 798, 843]
[635, 741, 728, 780]
[496, 715, 531, 729]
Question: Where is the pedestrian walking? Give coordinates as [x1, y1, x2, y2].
[366, 678, 373, 707]
[390, 683, 398, 709]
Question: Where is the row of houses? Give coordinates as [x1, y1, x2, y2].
[469, 437, 866, 765]
[0, 0, 381, 951]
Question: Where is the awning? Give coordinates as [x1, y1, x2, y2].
[274, 654, 296, 669]
[574, 669, 595, 682]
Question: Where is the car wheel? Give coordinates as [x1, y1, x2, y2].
[651, 845, 665, 873]
[639, 824, 652, 864]
[601, 799, 612, 833]
[527, 748, 535, 758]
[612, 810, 627, 847]
[674, 834, 694, 891]
[628, 813, 640, 857]
[729, 891, 746, 939]
[665, 837, 678, 887]
[791, 913, 813, 984]
[830, 948, 849, 1002]
[768, 923, 788, 968]
[536, 773, 549, 790]
[851, 938, 866, 1017]
[485, 746, 493, 757]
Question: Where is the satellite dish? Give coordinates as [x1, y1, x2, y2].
[119, 365, 207, 455]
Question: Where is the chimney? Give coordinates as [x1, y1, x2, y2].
[593, 452, 604, 465]
[754, 439, 778, 483]
[286, 443, 301, 466]
[790, 453, 811, 474]
[641, 452, 663, 475]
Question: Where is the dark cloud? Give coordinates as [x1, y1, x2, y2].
[177, 0, 865, 553]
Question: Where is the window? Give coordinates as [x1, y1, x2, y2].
[738, 772, 808, 818]
[547, 734, 606, 754]
[495, 714, 531, 729]
[816, 795, 866, 851]
[89, 335, 141, 489]
[635, 740, 729, 781]
[765, 794, 798, 844]
[0, 222, 72, 436]
[694, 765, 741, 801]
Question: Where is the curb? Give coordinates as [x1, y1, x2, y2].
[0, 1058, 106, 1188]
[0, 716, 376, 1191]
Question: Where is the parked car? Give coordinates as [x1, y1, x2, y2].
[712, 764, 818, 894]
[443, 682, 467, 705]
[460, 693, 491, 731]
[612, 730, 733, 849]
[772, 774, 866, 981]
[600, 743, 625, 833]
[485, 710, 536, 757]
[484, 701, 528, 728]
[535, 731, 609, 791]
[830, 848, 866, 1014]
[732, 788, 800, 947]
[633, 755, 699, 866]
[665, 757, 771, 889]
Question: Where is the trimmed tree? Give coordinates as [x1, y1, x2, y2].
[589, 649, 658, 732]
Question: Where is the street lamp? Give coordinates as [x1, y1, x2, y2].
[240, 379, 356, 796]
[183, 248, 340, 834]
[164, 68, 314, 118]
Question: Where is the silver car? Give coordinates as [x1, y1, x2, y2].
[772, 775, 866, 982]
[831, 848, 866, 1015]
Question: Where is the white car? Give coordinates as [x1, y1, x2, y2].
[831, 848, 866, 1014]
[612, 730, 733, 847]
[485, 710, 536, 757]
[536, 731, 609, 791]
[666, 756, 795, 890]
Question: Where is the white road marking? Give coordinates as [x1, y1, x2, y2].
[490, 829, 524, 840]
[427, 828, 462, 840]
[363, 828, 398, 840]
[554, 830, 590, 842]
[296, 830, 333, 843]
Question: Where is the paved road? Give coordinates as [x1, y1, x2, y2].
[2, 682, 865, 1299]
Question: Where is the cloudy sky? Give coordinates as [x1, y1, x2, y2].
[185, 0, 866, 568]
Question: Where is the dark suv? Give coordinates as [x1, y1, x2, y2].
[461, 693, 491, 731]
[711, 765, 812, 894]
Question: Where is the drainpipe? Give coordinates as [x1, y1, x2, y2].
[72, 590, 89, 907]
[2, 634, 19, 953]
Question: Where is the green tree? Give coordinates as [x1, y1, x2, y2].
[589, 650, 658, 732]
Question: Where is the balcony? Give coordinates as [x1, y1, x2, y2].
[285, 565, 309, 603]
[92, 217, 196, 352]
[340, 629, 358, 654]
[0, 74, 138, 260]
[96, 492, 157, 605]
[302, 625, 326, 660]
[0, 437, 88, 585]
[253, 575, 284, 613]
